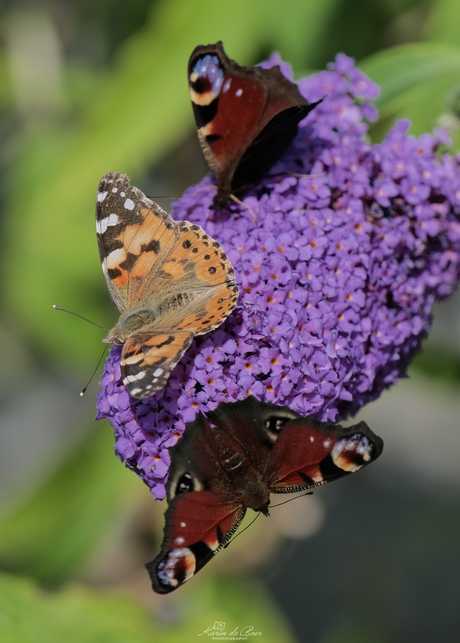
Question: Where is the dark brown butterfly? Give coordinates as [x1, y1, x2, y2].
[146, 397, 383, 593]
[188, 41, 321, 209]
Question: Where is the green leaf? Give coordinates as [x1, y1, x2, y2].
[422, 0, 460, 46]
[409, 342, 460, 384]
[0, 423, 140, 584]
[360, 43, 460, 104]
[359, 43, 460, 142]
[0, 572, 295, 643]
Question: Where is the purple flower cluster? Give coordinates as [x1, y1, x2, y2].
[96, 53, 460, 499]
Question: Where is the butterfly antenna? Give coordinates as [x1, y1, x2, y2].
[229, 194, 257, 223]
[52, 305, 109, 332]
[266, 170, 325, 181]
[288, 172, 325, 179]
[270, 491, 314, 509]
[145, 195, 178, 201]
[80, 346, 108, 396]
[192, 183, 218, 199]
[223, 513, 261, 549]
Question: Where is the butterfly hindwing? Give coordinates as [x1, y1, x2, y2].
[151, 220, 239, 333]
[231, 104, 315, 192]
[206, 397, 300, 471]
[120, 331, 193, 398]
[96, 172, 239, 398]
[148, 491, 245, 594]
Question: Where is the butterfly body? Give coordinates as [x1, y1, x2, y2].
[174, 413, 272, 514]
[147, 397, 383, 593]
[188, 41, 321, 208]
[97, 172, 239, 398]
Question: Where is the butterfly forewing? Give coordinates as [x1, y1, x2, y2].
[148, 491, 245, 594]
[267, 419, 384, 493]
[166, 412, 240, 502]
[96, 172, 177, 313]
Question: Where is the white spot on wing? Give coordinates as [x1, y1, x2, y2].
[124, 371, 146, 383]
[157, 547, 196, 587]
[124, 198, 135, 210]
[96, 213, 119, 234]
[106, 247, 126, 269]
[97, 190, 108, 202]
[235, 88, 243, 97]
[331, 435, 372, 472]
[153, 367, 163, 377]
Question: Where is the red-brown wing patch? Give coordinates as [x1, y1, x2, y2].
[188, 42, 316, 206]
[147, 491, 245, 593]
[200, 75, 266, 173]
[266, 419, 383, 493]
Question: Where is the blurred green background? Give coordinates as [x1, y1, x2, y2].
[1, 0, 460, 641]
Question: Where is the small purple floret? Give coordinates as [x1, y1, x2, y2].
[96, 53, 460, 498]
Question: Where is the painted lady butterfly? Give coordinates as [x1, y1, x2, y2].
[96, 172, 239, 398]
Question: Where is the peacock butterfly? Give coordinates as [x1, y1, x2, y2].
[188, 41, 321, 209]
[146, 397, 383, 593]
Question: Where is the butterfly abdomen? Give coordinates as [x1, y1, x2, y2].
[157, 292, 195, 315]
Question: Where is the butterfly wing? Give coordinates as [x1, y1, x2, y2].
[120, 330, 193, 398]
[207, 397, 382, 492]
[117, 219, 238, 398]
[232, 102, 320, 194]
[96, 172, 178, 313]
[147, 412, 246, 593]
[147, 491, 245, 593]
[266, 418, 384, 493]
[149, 220, 239, 335]
[188, 41, 317, 205]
